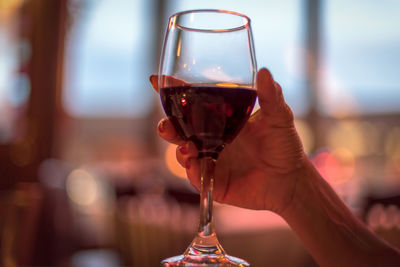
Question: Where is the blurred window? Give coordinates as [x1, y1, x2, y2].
[166, 0, 307, 116]
[321, 0, 400, 115]
[62, 0, 400, 118]
[63, 0, 155, 118]
[0, 3, 30, 143]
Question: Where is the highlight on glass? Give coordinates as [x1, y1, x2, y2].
[158, 9, 257, 266]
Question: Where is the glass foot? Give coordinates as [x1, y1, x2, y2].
[161, 235, 249, 267]
[161, 254, 249, 266]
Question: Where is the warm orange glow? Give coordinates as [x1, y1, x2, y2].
[0, 0, 23, 19]
[327, 121, 365, 156]
[385, 127, 400, 176]
[168, 16, 176, 30]
[294, 119, 314, 154]
[165, 144, 187, 178]
[385, 128, 400, 157]
[176, 38, 182, 57]
[216, 83, 239, 88]
[360, 122, 380, 155]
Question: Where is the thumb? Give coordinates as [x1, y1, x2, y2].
[256, 68, 294, 127]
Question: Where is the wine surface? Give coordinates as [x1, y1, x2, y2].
[160, 85, 257, 158]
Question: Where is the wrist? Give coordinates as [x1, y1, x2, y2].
[278, 157, 318, 221]
[264, 153, 313, 216]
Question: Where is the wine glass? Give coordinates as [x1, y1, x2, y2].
[159, 9, 257, 266]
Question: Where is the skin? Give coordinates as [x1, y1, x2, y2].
[150, 68, 400, 266]
[151, 68, 304, 213]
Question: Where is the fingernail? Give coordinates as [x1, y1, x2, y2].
[179, 143, 188, 154]
[158, 119, 166, 133]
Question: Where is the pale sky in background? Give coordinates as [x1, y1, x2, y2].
[63, 0, 154, 117]
[0, 0, 399, 119]
[167, 0, 307, 115]
[38, 0, 400, 117]
[321, 0, 400, 114]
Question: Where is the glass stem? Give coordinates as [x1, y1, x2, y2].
[185, 156, 225, 257]
[198, 156, 216, 236]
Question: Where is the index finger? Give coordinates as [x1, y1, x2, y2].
[149, 75, 187, 92]
[158, 118, 185, 145]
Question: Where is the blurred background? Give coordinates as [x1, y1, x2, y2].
[1, 0, 399, 266]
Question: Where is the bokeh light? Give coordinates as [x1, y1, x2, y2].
[327, 121, 362, 156]
[0, 0, 23, 18]
[360, 121, 380, 155]
[326, 120, 378, 157]
[385, 127, 400, 174]
[312, 147, 355, 184]
[367, 204, 400, 230]
[165, 144, 187, 178]
[66, 169, 98, 206]
[367, 204, 385, 229]
[294, 119, 314, 154]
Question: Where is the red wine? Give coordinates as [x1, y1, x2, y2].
[160, 85, 257, 158]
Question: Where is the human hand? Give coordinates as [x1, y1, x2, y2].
[150, 68, 307, 215]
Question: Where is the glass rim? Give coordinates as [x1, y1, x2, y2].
[168, 9, 251, 33]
